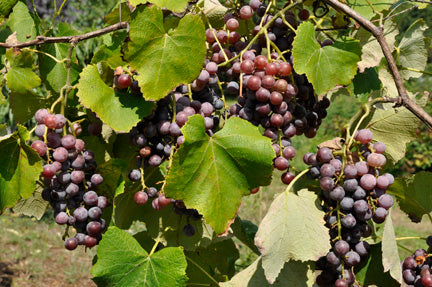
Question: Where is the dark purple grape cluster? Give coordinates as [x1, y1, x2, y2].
[31, 109, 108, 251]
[306, 129, 395, 286]
[203, 0, 330, 185]
[402, 237, 432, 286]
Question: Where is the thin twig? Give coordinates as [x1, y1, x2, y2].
[324, 0, 432, 128]
[0, 22, 128, 48]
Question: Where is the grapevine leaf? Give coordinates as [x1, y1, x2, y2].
[104, 2, 131, 24]
[164, 115, 275, 235]
[388, 171, 432, 220]
[346, 0, 394, 20]
[396, 19, 429, 79]
[123, 5, 206, 100]
[91, 31, 127, 69]
[220, 257, 316, 287]
[0, 0, 18, 20]
[185, 240, 239, 285]
[254, 189, 330, 283]
[292, 22, 361, 96]
[114, 190, 229, 251]
[354, 243, 400, 286]
[95, 159, 127, 201]
[349, 67, 382, 97]
[231, 217, 260, 255]
[357, 18, 398, 72]
[76, 64, 154, 132]
[39, 22, 80, 93]
[129, 0, 189, 12]
[382, 209, 403, 283]
[91, 227, 188, 287]
[13, 185, 48, 220]
[360, 94, 427, 164]
[0, 127, 42, 213]
[196, 0, 228, 29]
[6, 1, 37, 42]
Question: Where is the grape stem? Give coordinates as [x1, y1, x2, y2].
[395, 236, 428, 241]
[284, 168, 310, 193]
[185, 256, 221, 287]
[215, 75, 228, 122]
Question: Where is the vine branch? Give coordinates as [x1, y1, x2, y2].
[324, 0, 432, 129]
[0, 22, 128, 48]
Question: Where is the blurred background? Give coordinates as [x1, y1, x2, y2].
[0, 0, 431, 286]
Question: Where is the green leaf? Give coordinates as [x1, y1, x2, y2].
[13, 185, 48, 220]
[361, 94, 427, 164]
[231, 217, 260, 255]
[0, 128, 42, 213]
[104, 2, 131, 24]
[292, 22, 361, 96]
[0, 0, 18, 21]
[396, 19, 429, 79]
[39, 22, 80, 93]
[123, 5, 206, 100]
[91, 227, 188, 287]
[8, 91, 45, 123]
[95, 159, 127, 200]
[354, 243, 400, 286]
[196, 0, 228, 29]
[185, 240, 239, 285]
[220, 257, 316, 287]
[164, 116, 274, 235]
[350, 67, 382, 97]
[114, 190, 229, 251]
[254, 189, 330, 283]
[76, 64, 154, 132]
[6, 1, 37, 42]
[346, 0, 394, 20]
[91, 31, 127, 69]
[129, 0, 189, 12]
[388, 171, 432, 220]
[382, 209, 402, 284]
[357, 18, 398, 72]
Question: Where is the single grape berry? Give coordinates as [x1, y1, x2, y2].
[64, 237, 78, 251]
[183, 224, 196, 237]
[117, 74, 132, 89]
[134, 191, 149, 205]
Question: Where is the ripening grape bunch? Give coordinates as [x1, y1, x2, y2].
[402, 236, 432, 286]
[31, 109, 108, 251]
[304, 129, 395, 286]
[203, 0, 331, 184]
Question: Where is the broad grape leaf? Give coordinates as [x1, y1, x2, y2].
[357, 18, 398, 72]
[396, 19, 429, 79]
[123, 5, 206, 100]
[254, 189, 330, 283]
[164, 115, 274, 235]
[220, 257, 316, 287]
[13, 185, 48, 220]
[5, 49, 44, 122]
[292, 22, 361, 96]
[382, 209, 403, 283]
[129, 0, 189, 12]
[355, 243, 400, 286]
[346, 0, 395, 20]
[104, 2, 131, 24]
[91, 227, 188, 287]
[361, 94, 427, 164]
[388, 171, 432, 220]
[185, 240, 239, 285]
[95, 159, 127, 200]
[348, 67, 382, 98]
[76, 64, 154, 132]
[6, 1, 37, 42]
[115, 189, 229, 251]
[0, 126, 42, 213]
[39, 22, 80, 93]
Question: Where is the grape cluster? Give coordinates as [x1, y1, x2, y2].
[402, 236, 432, 286]
[31, 109, 108, 251]
[203, 0, 330, 184]
[304, 129, 395, 286]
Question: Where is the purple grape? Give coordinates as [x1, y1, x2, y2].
[317, 147, 332, 163]
[372, 207, 387, 223]
[329, 158, 342, 172]
[129, 169, 141, 182]
[64, 237, 78, 250]
[282, 146, 296, 159]
[55, 212, 69, 225]
[274, 156, 289, 170]
[83, 191, 99, 206]
[373, 142, 386, 153]
[88, 206, 102, 220]
[73, 207, 88, 222]
[334, 240, 350, 257]
[329, 186, 345, 201]
[343, 179, 358, 192]
[377, 194, 394, 210]
[355, 241, 370, 257]
[320, 164, 335, 177]
[343, 164, 357, 179]
[355, 161, 369, 176]
[97, 196, 108, 209]
[344, 251, 361, 267]
[367, 153, 387, 167]
[71, 170, 85, 184]
[86, 221, 102, 236]
[320, 177, 335, 191]
[353, 200, 369, 215]
[61, 134, 76, 149]
[340, 197, 354, 210]
[149, 155, 162, 167]
[355, 129, 373, 144]
[360, 174, 376, 190]
[91, 174, 103, 186]
[35, 109, 49, 124]
[341, 214, 356, 229]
